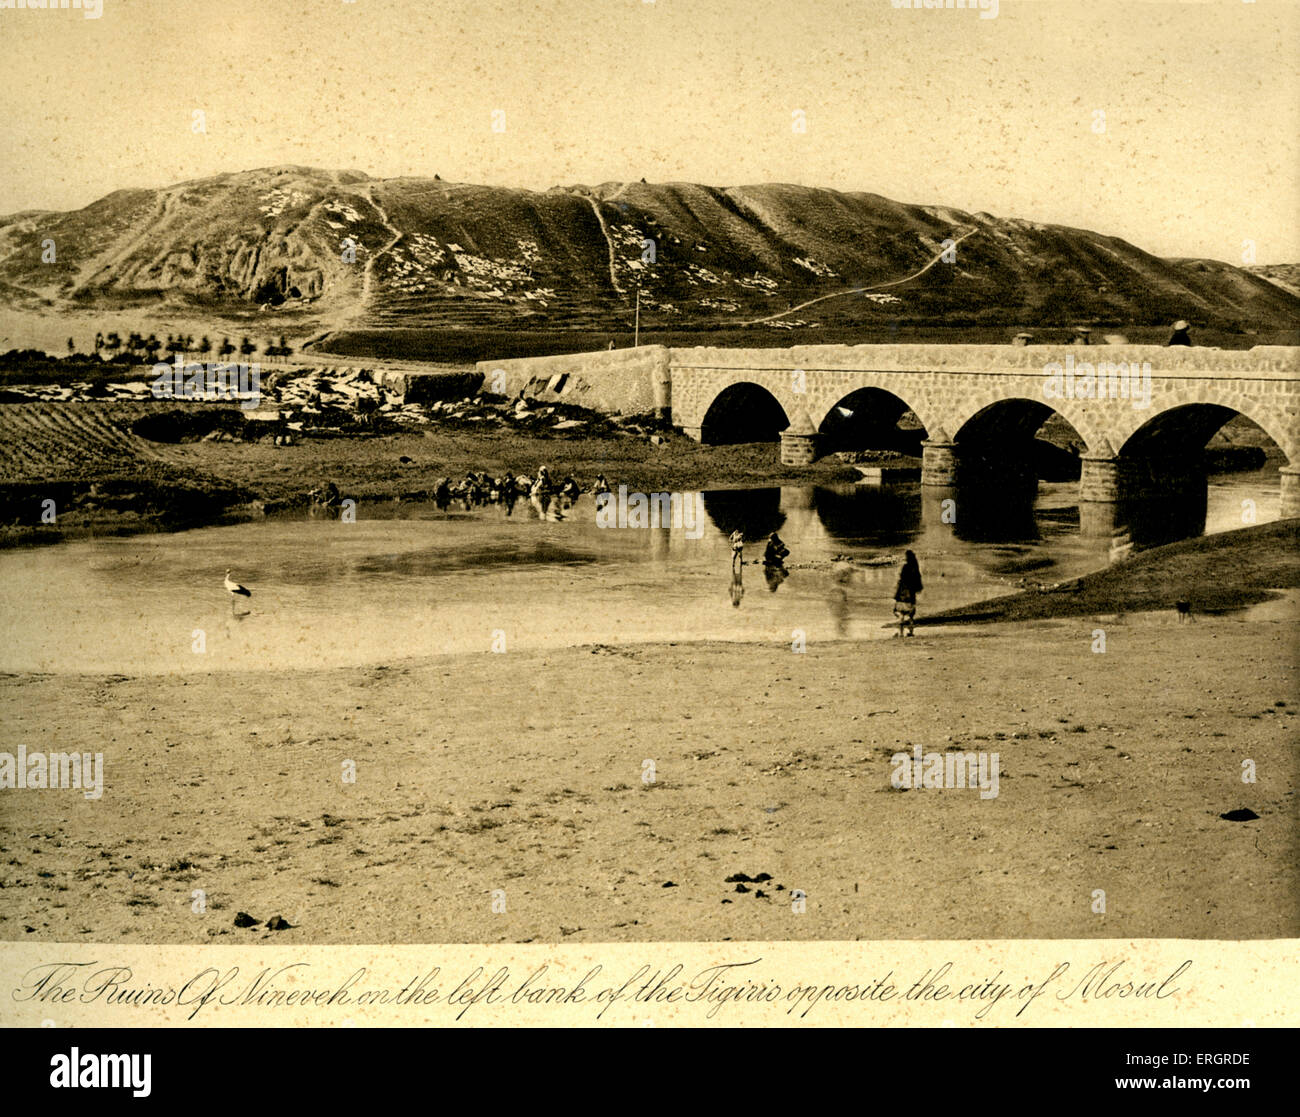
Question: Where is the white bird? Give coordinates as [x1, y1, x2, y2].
[224, 569, 252, 598]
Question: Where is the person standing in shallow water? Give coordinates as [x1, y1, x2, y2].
[893, 550, 923, 637]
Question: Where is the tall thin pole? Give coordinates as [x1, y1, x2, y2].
[634, 286, 640, 348]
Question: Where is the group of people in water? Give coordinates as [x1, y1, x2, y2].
[321, 463, 928, 632]
[431, 465, 611, 512]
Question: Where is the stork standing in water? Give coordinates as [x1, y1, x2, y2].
[224, 568, 252, 615]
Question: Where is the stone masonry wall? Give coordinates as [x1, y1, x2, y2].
[474, 345, 670, 417]
[669, 344, 1300, 462]
[473, 342, 1299, 462]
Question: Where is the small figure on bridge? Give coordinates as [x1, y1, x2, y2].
[1072, 326, 1091, 345]
[893, 550, 923, 637]
[1166, 320, 1192, 347]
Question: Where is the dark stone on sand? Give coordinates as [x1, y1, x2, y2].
[734, 883, 751, 893]
[755, 890, 768, 898]
[265, 915, 293, 930]
[753, 872, 773, 882]
[662, 881, 677, 888]
[1220, 808, 1260, 822]
[725, 872, 752, 883]
[233, 911, 260, 927]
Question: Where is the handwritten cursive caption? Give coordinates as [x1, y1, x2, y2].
[13, 957, 1193, 1024]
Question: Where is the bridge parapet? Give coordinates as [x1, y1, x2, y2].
[670, 343, 1299, 377]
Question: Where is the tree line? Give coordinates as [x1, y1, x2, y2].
[64, 333, 297, 363]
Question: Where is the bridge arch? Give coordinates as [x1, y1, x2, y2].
[951, 397, 1091, 490]
[947, 391, 1111, 457]
[1114, 394, 1297, 466]
[699, 381, 790, 444]
[816, 386, 928, 455]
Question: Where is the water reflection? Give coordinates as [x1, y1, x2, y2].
[729, 564, 744, 608]
[1123, 486, 1209, 550]
[0, 469, 1278, 675]
[702, 488, 785, 541]
[811, 484, 920, 544]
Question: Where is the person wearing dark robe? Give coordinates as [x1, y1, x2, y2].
[1166, 320, 1192, 347]
[893, 550, 923, 637]
[763, 532, 790, 568]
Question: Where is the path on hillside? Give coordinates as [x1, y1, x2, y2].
[743, 226, 979, 326]
[358, 185, 405, 311]
[584, 195, 623, 295]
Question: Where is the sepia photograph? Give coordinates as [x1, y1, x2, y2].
[0, 0, 1297, 1038]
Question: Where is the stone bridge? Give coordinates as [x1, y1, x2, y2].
[668, 344, 1300, 520]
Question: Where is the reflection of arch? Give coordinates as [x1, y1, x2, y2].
[700, 382, 790, 445]
[702, 488, 785, 541]
[809, 484, 920, 544]
[1119, 402, 1287, 461]
[817, 387, 927, 455]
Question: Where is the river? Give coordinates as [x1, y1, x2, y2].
[0, 468, 1281, 674]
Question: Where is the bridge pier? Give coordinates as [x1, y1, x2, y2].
[779, 410, 819, 465]
[1079, 454, 1122, 503]
[920, 440, 959, 486]
[1282, 466, 1300, 520]
[1077, 455, 1124, 538]
[680, 424, 703, 442]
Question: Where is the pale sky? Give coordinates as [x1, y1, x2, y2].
[2, 0, 1297, 263]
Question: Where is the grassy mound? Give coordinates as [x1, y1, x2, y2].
[923, 519, 1300, 625]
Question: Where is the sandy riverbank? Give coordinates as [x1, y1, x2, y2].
[1, 614, 1295, 944]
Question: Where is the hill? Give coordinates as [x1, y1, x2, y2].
[1247, 263, 1300, 300]
[1, 166, 1297, 336]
